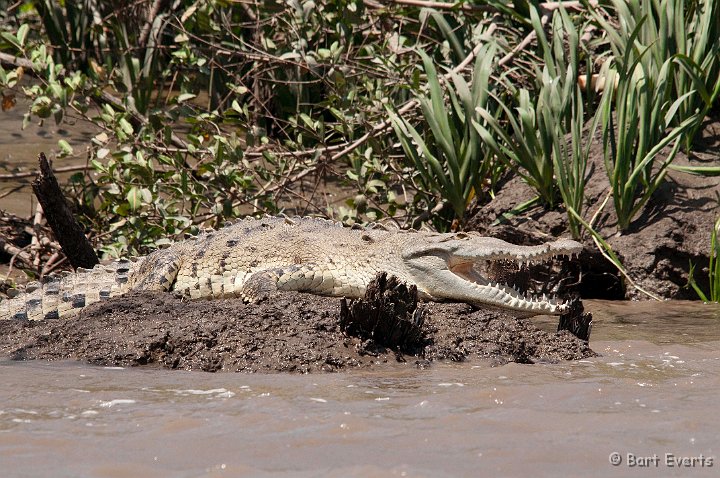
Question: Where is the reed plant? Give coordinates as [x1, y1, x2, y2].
[473, 6, 593, 218]
[542, 75, 589, 239]
[388, 44, 500, 226]
[588, 0, 716, 231]
[474, 85, 558, 208]
[592, 23, 699, 231]
[590, 0, 720, 150]
[33, 0, 101, 69]
[688, 218, 720, 303]
[534, 6, 595, 239]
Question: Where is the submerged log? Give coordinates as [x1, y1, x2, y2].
[31, 153, 99, 270]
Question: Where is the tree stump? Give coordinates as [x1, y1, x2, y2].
[339, 272, 426, 352]
[31, 153, 98, 270]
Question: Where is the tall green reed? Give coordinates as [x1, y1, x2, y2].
[534, 6, 596, 238]
[595, 0, 720, 150]
[592, 14, 700, 231]
[687, 217, 720, 303]
[473, 6, 595, 223]
[388, 43, 501, 227]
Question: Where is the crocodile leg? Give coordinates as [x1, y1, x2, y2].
[127, 250, 183, 292]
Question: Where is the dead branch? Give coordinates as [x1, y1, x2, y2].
[0, 164, 91, 180]
[31, 153, 99, 270]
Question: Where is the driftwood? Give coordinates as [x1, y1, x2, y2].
[31, 153, 98, 270]
[557, 298, 592, 342]
[339, 272, 426, 353]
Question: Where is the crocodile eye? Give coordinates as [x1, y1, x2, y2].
[455, 232, 469, 240]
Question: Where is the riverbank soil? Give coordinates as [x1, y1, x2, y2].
[0, 289, 595, 373]
[468, 117, 720, 300]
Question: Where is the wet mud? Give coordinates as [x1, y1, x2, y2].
[0, 289, 594, 373]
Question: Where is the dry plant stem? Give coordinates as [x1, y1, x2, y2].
[0, 51, 32, 70]
[589, 232, 663, 301]
[137, 0, 165, 50]
[31, 203, 43, 269]
[540, 0, 599, 11]
[1, 242, 32, 272]
[379, 0, 492, 11]
[4, 244, 30, 281]
[499, 15, 548, 67]
[495, 1, 598, 67]
[588, 189, 612, 229]
[40, 251, 66, 279]
[373, 0, 596, 13]
[0, 185, 25, 200]
[0, 164, 91, 180]
[586, 189, 662, 301]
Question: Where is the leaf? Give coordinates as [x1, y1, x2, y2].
[127, 186, 142, 211]
[119, 118, 134, 135]
[177, 93, 196, 103]
[668, 164, 720, 176]
[16, 24, 29, 47]
[58, 139, 73, 155]
[1, 32, 20, 50]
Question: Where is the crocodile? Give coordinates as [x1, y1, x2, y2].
[0, 216, 583, 321]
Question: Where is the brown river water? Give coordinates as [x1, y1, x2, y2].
[0, 94, 97, 217]
[1, 300, 719, 477]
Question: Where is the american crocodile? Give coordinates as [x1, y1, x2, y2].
[0, 216, 582, 320]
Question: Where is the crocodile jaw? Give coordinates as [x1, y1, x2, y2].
[402, 236, 583, 316]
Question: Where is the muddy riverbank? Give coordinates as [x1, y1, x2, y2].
[0, 290, 594, 373]
[468, 117, 720, 301]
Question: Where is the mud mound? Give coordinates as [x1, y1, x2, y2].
[0, 291, 595, 373]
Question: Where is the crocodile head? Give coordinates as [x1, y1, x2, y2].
[401, 232, 583, 316]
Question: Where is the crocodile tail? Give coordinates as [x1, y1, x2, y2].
[0, 260, 134, 321]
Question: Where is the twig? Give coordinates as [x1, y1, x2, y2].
[0, 164, 91, 179]
[379, 0, 492, 11]
[41, 251, 66, 279]
[498, 14, 549, 67]
[3, 243, 31, 281]
[369, 0, 597, 13]
[31, 203, 43, 269]
[0, 51, 33, 70]
[588, 231, 663, 301]
[581, 189, 662, 300]
[0, 241, 32, 267]
[0, 184, 25, 199]
[540, 1, 599, 12]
